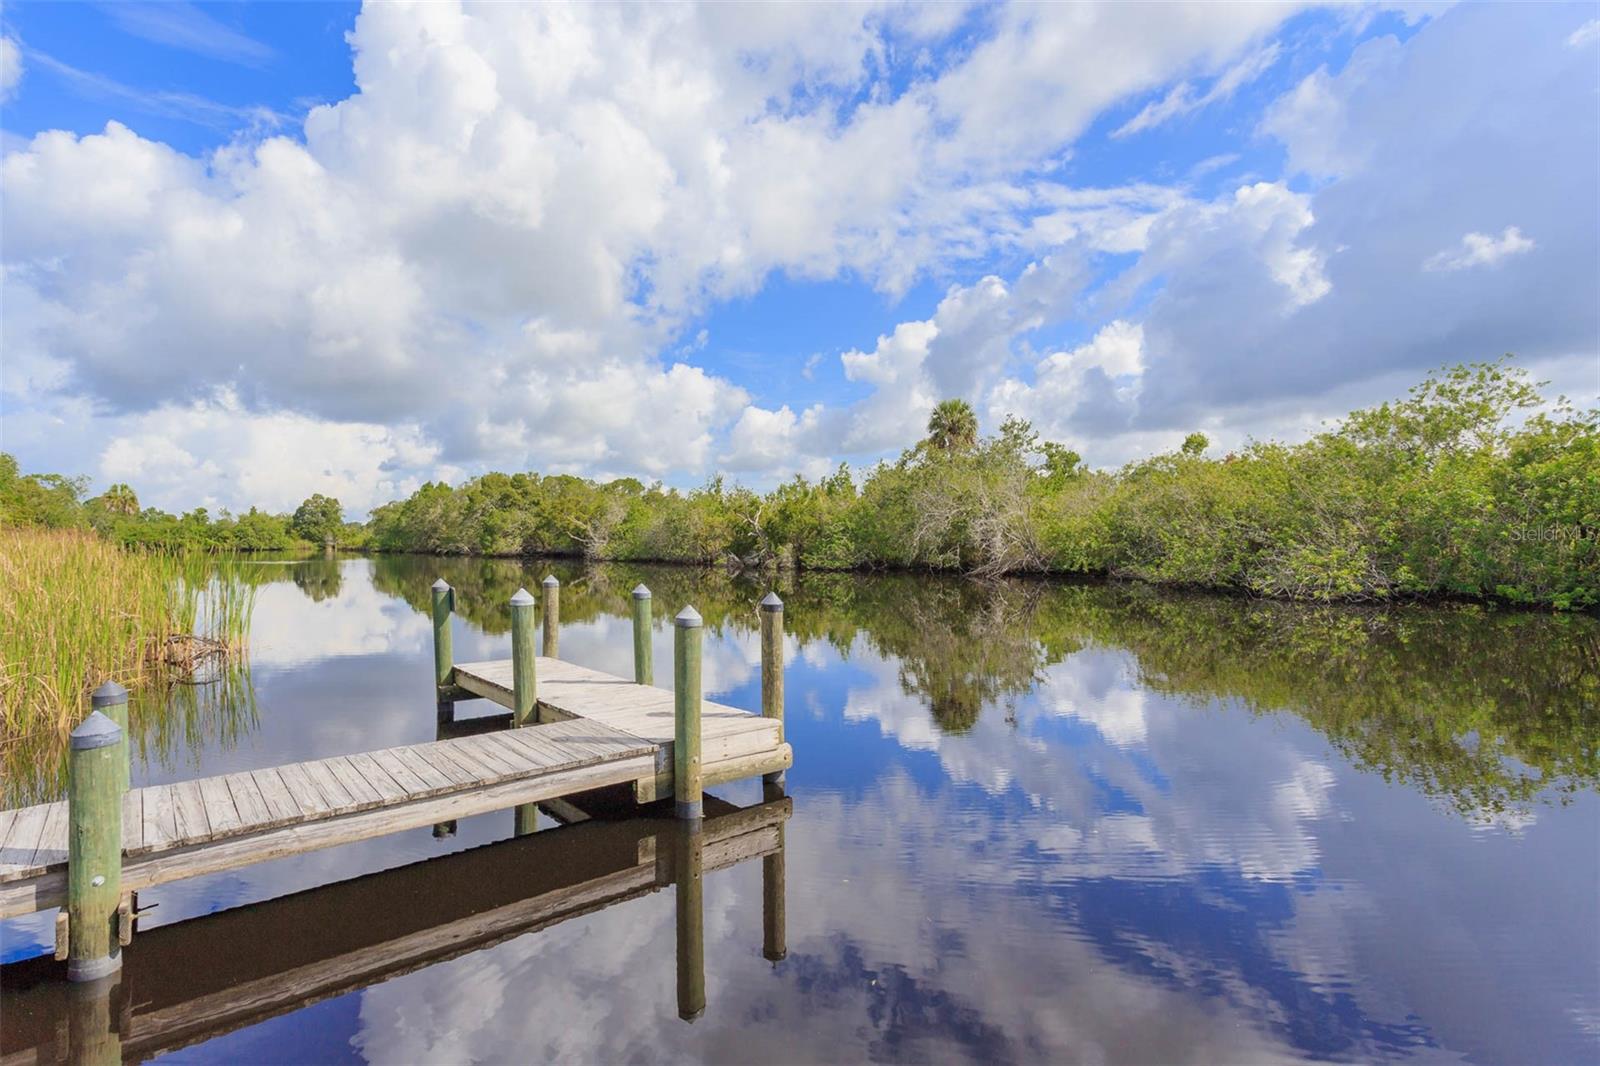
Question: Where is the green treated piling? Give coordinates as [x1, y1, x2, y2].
[67, 712, 123, 981]
[541, 575, 560, 658]
[510, 588, 538, 727]
[90, 682, 129, 794]
[674, 823, 706, 1021]
[431, 579, 454, 698]
[632, 584, 653, 685]
[673, 606, 703, 823]
[759, 592, 785, 789]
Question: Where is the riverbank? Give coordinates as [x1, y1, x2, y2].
[0, 528, 255, 742]
[362, 363, 1598, 611]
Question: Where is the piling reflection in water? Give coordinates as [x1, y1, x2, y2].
[673, 821, 706, 1022]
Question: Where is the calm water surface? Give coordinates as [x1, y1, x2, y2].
[2, 555, 1597, 1064]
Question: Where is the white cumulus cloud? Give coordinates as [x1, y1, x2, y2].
[1423, 226, 1536, 272]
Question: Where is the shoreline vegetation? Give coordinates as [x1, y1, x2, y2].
[4, 360, 1596, 611]
[0, 528, 256, 792]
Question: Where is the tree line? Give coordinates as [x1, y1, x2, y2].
[0, 456, 354, 551]
[3, 359, 1595, 608]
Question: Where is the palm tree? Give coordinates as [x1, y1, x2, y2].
[99, 483, 139, 516]
[926, 399, 978, 454]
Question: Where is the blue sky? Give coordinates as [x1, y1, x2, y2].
[1, 2, 1595, 516]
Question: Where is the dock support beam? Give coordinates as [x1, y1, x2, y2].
[510, 588, 538, 727]
[632, 584, 653, 685]
[91, 681, 130, 794]
[675, 823, 706, 1021]
[541, 575, 560, 658]
[674, 606, 703, 824]
[760, 592, 785, 790]
[67, 712, 123, 981]
[431, 579, 455, 710]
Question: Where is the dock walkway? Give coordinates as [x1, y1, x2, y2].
[0, 657, 790, 919]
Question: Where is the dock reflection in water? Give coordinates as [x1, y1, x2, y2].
[0, 791, 790, 1063]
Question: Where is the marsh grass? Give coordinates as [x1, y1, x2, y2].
[0, 528, 257, 802]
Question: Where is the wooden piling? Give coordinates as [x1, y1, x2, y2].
[541, 575, 560, 658]
[759, 592, 785, 789]
[632, 584, 653, 685]
[67, 712, 123, 981]
[506, 589, 541, 835]
[674, 606, 703, 823]
[674, 823, 706, 1021]
[510, 588, 538, 727]
[90, 682, 129, 794]
[431, 580, 454, 700]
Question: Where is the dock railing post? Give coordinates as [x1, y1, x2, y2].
[675, 822, 706, 1021]
[541, 575, 560, 658]
[67, 712, 123, 982]
[674, 606, 703, 824]
[759, 592, 785, 791]
[90, 682, 129, 794]
[431, 579, 455, 713]
[510, 588, 538, 727]
[632, 584, 653, 685]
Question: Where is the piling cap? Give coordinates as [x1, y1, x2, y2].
[510, 587, 535, 607]
[632, 583, 652, 599]
[542, 574, 560, 588]
[91, 680, 129, 707]
[760, 591, 784, 612]
[431, 578, 451, 591]
[71, 710, 123, 750]
[675, 605, 703, 628]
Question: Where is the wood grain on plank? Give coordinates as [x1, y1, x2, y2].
[276, 763, 334, 816]
[171, 781, 212, 845]
[324, 757, 384, 810]
[198, 777, 243, 835]
[300, 761, 357, 812]
[141, 785, 179, 854]
[28, 802, 67, 870]
[348, 753, 408, 803]
[223, 773, 272, 829]
[252, 768, 304, 824]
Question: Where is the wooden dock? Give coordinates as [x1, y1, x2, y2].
[1, 793, 790, 1062]
[0, 661, 789, 919]
[0, 716, 657, 918]
[0, 578, 791, 995]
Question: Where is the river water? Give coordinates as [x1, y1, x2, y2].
[2, 554, 1596, 1064]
